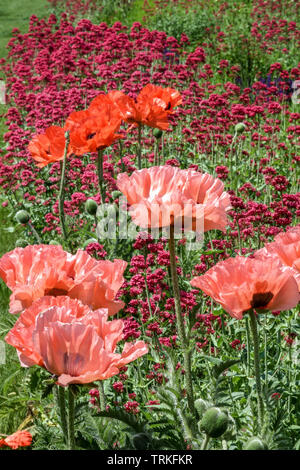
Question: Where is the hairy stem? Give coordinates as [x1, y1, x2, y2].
[97, 149, 105, 203]
[68, 386, 76, 450]
[58, 131, 70, 240]
[168, 224, 195, 416]
[55, 386, 68, 443]
[249, 309, 264, 433]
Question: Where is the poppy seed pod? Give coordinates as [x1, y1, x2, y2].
[235, 122, 246, 134]
[15, 210, 30, 224]
[200, 407, 229, 438]
[85, 199, 98, 215]
[244, 437, 268, 450]
[153, 128, 163, 139]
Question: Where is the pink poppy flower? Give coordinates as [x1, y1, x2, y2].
[255, 225, 300, 289]
[191, 256, 300, 319]
[117, 166, 231, 232]
[0, 245, 127, 315]
[5, 296, 148, 386]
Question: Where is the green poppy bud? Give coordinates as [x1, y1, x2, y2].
[132, 433, 150, 450]
[200, 407, 229, 438]
[15, 239, 28, 248]
[235, 122, 246, 134]
[111, 190, 122, 200]
[49, 240, 60, 245]
[83, 238, 98, 248]
[15, 210, 30, 224]
[244, 437, 268, 450]
[194, 398, 210, 418]
[153, 128, 163, 139]
[85, 199, 98, 216]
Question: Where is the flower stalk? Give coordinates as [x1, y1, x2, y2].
[168, 223, 195, 416]
[68, 385, 76, 450]
[55, 385, 68, 443]
[58, 131, 70, 240]
[97, 149, 105, 203]
[249, 309, 265, 433]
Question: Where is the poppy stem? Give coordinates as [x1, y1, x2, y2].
[68, 385, 76, 450]
[27, 221, 42, 244]
[58, 131, 70, 240]
[97, 149, 105, 203]
[99, 381, 106, 411]
[249, 309, 265, 434]
[55, 385, 68, 443]
[201, 434, 210, 450]
[168, 224, 195, 417]
[137, 124, 142, 169]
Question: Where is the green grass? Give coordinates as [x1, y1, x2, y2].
[0, 0, 51, 59]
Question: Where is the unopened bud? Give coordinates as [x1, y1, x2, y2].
[200, 407, 229, 438]
[85, 199, 98, 215]
[15, 210, 30, 224]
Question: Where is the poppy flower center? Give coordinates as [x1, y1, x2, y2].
[87, 132, 96, 140]
[250, 291, 274, 309]
[44, 288, 69, 297]
[165, 102, 171, 110]
[63, 352, 85, 376]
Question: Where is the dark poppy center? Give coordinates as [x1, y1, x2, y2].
[250, 291, 274, 309]
[63, 352, 84, 376]
[165, 102, 171, 110]
[87, 132, 96, 140]
[44, 288, 69, 297]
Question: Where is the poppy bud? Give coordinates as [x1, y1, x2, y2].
[235, 122, 246, 134]
[85, 199, 98, 215]
[49, 240, 60, 245]
[194, 398, 210, 418]
[111, 190, 122, 200]
[15, 210, 30, 224]
[15, 239, 28, 248]
[132, 433, 150, 450]
[200, 407, 229, 438]
[83, 238, 98, 248]
[244, 437, 268, 450]
[153, 128, 163, 139]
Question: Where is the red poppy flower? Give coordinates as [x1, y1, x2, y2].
[91, 85, 182, 130]
[191, 256, 300, 319]
[28, 126, 71, 168]
[255, 225, 300, 289]
[1, 430, 32, 449]
[65, 102, 122, 155]
[5, 296, 148, 386]
[117, 166, 230, 231]
[0, 245, 127, 315]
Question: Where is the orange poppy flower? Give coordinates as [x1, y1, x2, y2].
[191, 256, 300, 319]
[255, 225, 300, 289]
[91, 85, 182, 130]
[28, 126, 71, 168]
[117, 166, 231, 232]
[0, 245, 127, 315]
[5, 296, 148, 386]
[1, 430, 32, 449]
[65, 103, 122, 155]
